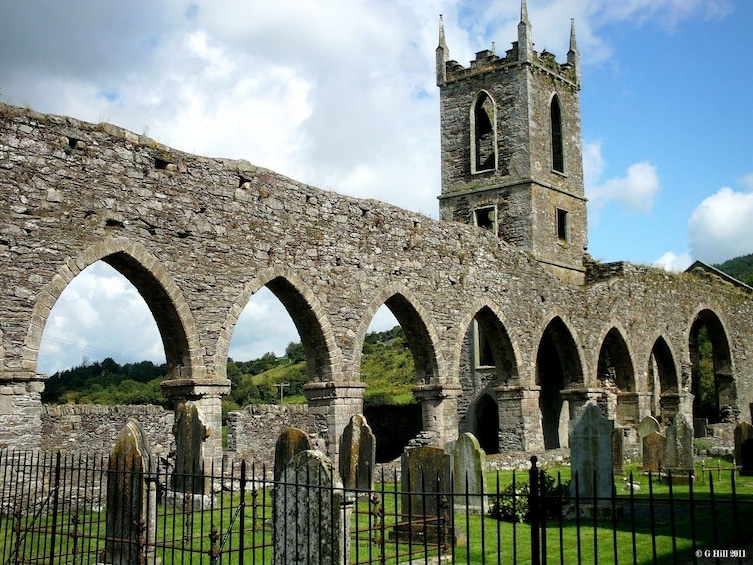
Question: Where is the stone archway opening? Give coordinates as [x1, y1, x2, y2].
[689, 310, 735, 424]
[38, 258, 181, 403]
[536, 318, 583, 450]
[647, 337, 678, 425]
[457, 307, 517, 454]
[597, 328, 637, 426]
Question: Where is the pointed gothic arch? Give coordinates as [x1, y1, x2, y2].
[550, 93, 565, 173]
[536, 316, 584, 449]
[26, 238, 202, 379]
[219, 269, 340, 383]
[471, 90, 497, 173]
[597, 327, 638, 425]
[647, 336, 679, 424]
[688, 308, 735, 423]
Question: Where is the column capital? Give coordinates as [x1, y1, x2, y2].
[160, 377, 231, 400]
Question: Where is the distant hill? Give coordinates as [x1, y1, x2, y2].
[713, 253, 753, 286]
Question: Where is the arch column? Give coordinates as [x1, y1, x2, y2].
[495, 385, 542, 451]
[161, 377, 231, 474]
[304, 381, 366, 470]
[413, 383, 463, 448]
[0, 371, 46, 448]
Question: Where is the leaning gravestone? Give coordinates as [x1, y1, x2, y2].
[104, 419, 156, 565]
[451, 433, 486, 507]
[401, 446, 453, 517]
[569, 403, 613, 503]
[664, 413, 694, 473]
[612, 428, 624, 475]
[172, 401, 209, 494]
[339, 414, 376, 491]
[734, 422, 753, 476]
[643, 431, 666, 473]
[273, 427, 313, 482]
[637, 415, 661, 440]
[273, 450, 349, 565]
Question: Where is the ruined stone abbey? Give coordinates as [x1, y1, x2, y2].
[1, 4, 752, 468]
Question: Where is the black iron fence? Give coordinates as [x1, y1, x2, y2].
[1, 449, 751, 565]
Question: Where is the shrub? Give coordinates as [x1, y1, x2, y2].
[488, 472, 566, 523]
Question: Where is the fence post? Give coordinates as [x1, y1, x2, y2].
[49, 451, 62, 565]
[529, 456, 540, 565]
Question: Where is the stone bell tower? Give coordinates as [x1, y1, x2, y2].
[437, 1, 587, 284]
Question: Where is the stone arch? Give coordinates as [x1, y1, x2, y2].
[218, 268, 341, 383]
[24, 237, 203, 379]
[550, 93, 565, 173]
[536, 315, 585, 449]
[451, 301, 521, 385]
[354, 283, 444, 385]
[647, 335, 679, 424]
[688, 307, 736, 423]
[453, 302, 520, 454]
[470, 90, 497, 173]
[596, 325, 638, 426]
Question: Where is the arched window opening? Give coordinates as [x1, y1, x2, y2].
[536, 317, 583, 449]
[648, 337, 678, 425]
[361, 304, 424, 463]
[597, 328, 638, 426]
[472, 92, 497, 173]
[689, 311, 735, 424]
[550, 95, 564, 173]
[38, 261, 167, 405]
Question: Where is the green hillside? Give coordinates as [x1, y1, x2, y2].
[713, 253, 753, 285]
[42, 326, 417, 419]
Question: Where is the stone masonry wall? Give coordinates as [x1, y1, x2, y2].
[2, 102, 753, 458]
[226, 404, 317, 470]
[40, 404, 174, 456]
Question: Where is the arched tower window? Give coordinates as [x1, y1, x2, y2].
[471, 91, 497, 173]
[550, 95, 564, 173]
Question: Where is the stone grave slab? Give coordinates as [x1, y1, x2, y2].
[339, 414, 376, 491]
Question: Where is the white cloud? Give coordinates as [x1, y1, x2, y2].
[584, 141, 660, 214]
[688, 184, 753, 264]
[652, 251, 692, 272]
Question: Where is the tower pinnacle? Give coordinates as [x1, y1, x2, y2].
[436, 14, 449, 86]
[567, 18, 581, 86]
[518, 0, 533, 62]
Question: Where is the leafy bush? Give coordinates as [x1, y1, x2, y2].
[488, 472, 566, 523]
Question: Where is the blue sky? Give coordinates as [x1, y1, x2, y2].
[1, 0, 751, 374]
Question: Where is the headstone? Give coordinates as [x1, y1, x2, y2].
[401, 446, 453, 516]
[104, 420, 157, 565]
[637, 415, 660, 440]
[273, 450, 349, 565]
[694, 418, 708, 438]
[339, 414, 376, 491]
[569, 403, 613, 503]
[664, 413, 694, 471]
[451, 433, 486, 507]
[612, 428, 624, 475]
[642, 432, 666, 473]
[274, 427, 312, 482]
[734, 422, 753, 475]
[172, 401, 209, 494]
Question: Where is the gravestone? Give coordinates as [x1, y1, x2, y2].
[734, 422, 753, 476]
[451, 432, 486, 507]
[694, 418, 708, 438]
[104, 420, 157, 565]
[172, 401, 209, 494]
[274, 427, 312, 482]
[401, 446, 453, 516]
[664, 413, 694, 472]
[643, 432, 666, 473]
[273, 450, 349, 565]
[339, 414, 376, 491]
[569, 403, 613, 503]
[612, 428, 624, 475]
[637, 415, 660, 440]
